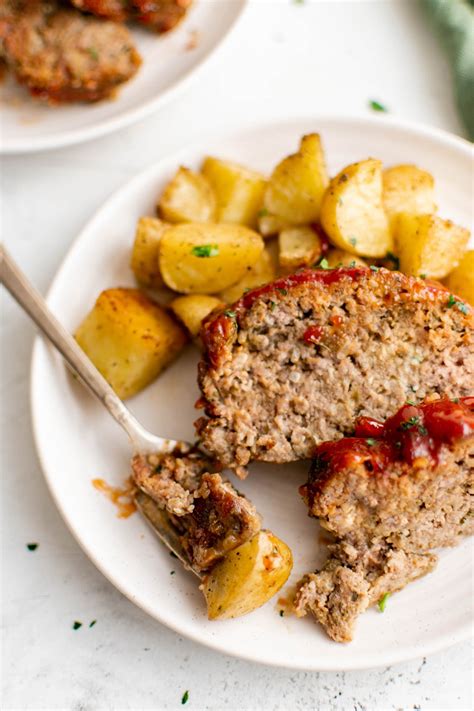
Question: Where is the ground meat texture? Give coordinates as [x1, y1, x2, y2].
[131, 448, 261, 571]
[294, 397, 474, 642]
[70, 0, 191, 33]
[197, 267, 473, 476]
[0, 0, 141, 103]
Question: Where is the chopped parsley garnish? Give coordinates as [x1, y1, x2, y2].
[419, 273, 427, 279]
[406, 399, 416, 406]
[400, 416, 420, 430]
[318, 258, 330, 270]
[181, 690, 189, 705]
[349, 237, 357, 246]
[270, 301, 277, 311]
[89, 620, 97, 628]
[191, 244, 219, 258]
[154, 464, 162, 474]
[447, 294, 469, 314]
[366, 438, 377, 446]
[349, 260, 357, 267]
[87, 47, 99, 61]
[224, 309, 236, 319]
[386, 251, 400, 270]
[378, 593, 390, 612]
[369, 99, 388, 113]
[369, 265, 380, 272]
[73, 621, 82, 630]
[258, 207, 269, 218]
[277, 287, 288, 295]
[26, 543, 38, 551]
[418, 425, 428, 436]
[279, 610, 285, 617]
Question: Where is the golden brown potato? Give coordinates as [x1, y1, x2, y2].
[264, 134, 329, 224]
[158, 222, 264, 294]
[158, 167, 216, 224]
[383, 164, 437, 228]
[203, 530, 293, 620]
[219, 247, 277, 302]
[320, 159, 392, 258]
[325, 248, 368, 268]
[201, 157, 267, 228]
[395, 213, 470, 278]
[278, 225, 322, 273]
[170, 294, 224, 337]
[75, 288, 187, 399]
[444, 250, 474, 305]
[130, 217, 168, 289]
[257, 211, 291, 238]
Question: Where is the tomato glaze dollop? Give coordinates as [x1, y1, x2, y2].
[302, 398, 474, 500]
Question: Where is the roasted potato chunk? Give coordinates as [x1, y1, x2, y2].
[201, 157, 267, 228]
[395, 214, 470, 278]
[257, 211, 291, 238]
[444, 250, 474, 305]
[159, 223, 264, 294]
[383, 164, 437, 228]
[264, 133, 329, 224]
[158, 167, 216, 223]
[219, 248, 277, 302]
[278, 226, 322, 273]
[130, 217, 168, 289]
[203, 530, 293, 620]
[75, 288, 187, 399]
[170, 294, 224, 337]
[320, 158, 392, 257]
[326, 248, 367, 268]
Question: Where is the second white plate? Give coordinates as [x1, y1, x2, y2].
[31, 116, 473, 670]
[0, 0, 245, 154]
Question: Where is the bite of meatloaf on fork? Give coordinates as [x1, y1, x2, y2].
[294, 396, 474, 642]
[196, 267, 473, 477]
[131, 446, 261, 571]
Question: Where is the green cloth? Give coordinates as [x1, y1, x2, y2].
[422, 0, 474, 140]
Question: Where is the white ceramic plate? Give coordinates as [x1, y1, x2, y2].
[31, 117, 473, 670]
[0, 0, 245, 155]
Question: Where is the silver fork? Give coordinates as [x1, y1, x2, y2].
[0, 245, 201, 577]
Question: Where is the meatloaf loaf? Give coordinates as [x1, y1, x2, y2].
[132, 447, 261, 571]
[294, 396, 474, 642]
[197, 267, 473, 476]
[0, 0, 141, 103]
[70, 0, 191, 33]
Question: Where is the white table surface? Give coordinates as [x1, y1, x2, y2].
[1, 1, 472, 709]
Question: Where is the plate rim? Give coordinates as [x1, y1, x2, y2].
[30, 114, 473, 670]
[0, 0, 247, 156]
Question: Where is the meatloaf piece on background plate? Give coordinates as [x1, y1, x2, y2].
[132, 447, 261, 571]
[0, 0, 141, 103]
[70, 0, 191, 33]
[197, 267, 473, 476]
[294, 396, 474, 642]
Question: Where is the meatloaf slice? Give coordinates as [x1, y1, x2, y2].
[131, 447, 261, 571]
[294, 397, 474, 642]
[197, 267, 473, 476]
[70, 0, 191, 33]
[0, 0, 141, 103]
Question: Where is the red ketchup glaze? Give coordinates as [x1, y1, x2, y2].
[303, 325, 324, 344]
[303, 398, 474, 500]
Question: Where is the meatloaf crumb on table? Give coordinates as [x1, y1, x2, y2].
[69, 0, 191, 33]
[294, 397, 474, 642]
[197, 267, 473, 477]
[0, 0, 141, 103]
[131, 447, 261, 571]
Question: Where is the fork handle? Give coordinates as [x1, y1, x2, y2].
[0, 244, 151, 448]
